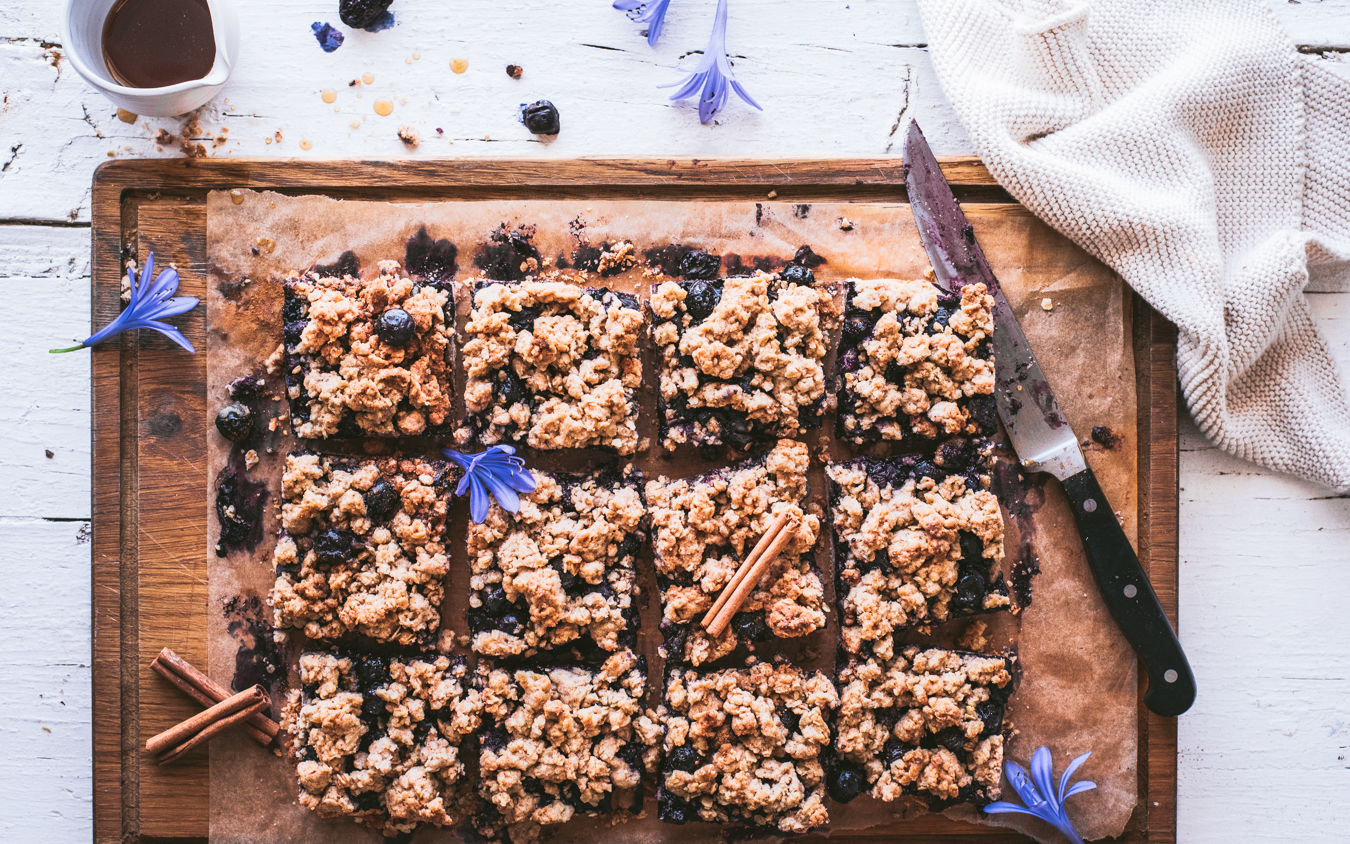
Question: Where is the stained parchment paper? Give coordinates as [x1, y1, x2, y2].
[206, 192, 1139, 844]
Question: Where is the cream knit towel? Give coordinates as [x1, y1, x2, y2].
[916, 0, 1350, 492]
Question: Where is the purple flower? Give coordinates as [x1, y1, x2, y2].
[984, 747, 1096, 844]
[659, 0, 760, 123]
[614, 0, 674, 47]
[51, 252, 198, 354]
[442, 446, 538, 524]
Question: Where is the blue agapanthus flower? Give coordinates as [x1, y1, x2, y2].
[51, 252, 198, 354]
[443, 446, 538, 524]
[613, 0, 674, 46]
[659, 0, 760, 123]
[984, 747, 1096, 844]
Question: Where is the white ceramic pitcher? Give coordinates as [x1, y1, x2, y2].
[63, 0, 240, 117]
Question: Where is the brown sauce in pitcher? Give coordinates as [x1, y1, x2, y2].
[102, 0, 216, 88]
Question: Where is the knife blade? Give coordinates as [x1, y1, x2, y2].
[903, 121, 1196, 718]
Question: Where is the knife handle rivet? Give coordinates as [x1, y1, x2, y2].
[1123, 584, 1138, 598]
[1164, 669, 1178, 684]
[1082, 499, 1098, 513]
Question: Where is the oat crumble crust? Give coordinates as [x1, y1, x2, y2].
[646, 440, 826, 665]
[457, 280, 645, 454]
[283, 651, 484, 837]
[837, 280, 995, 445]
[650, 272, 838, 450]
[475, 649, 653, 844]
[282, 260, 454, 439]
[657, 660, 839, 833]
[833, 646, 1014, 806]
[827, 457, 1008, 658]
[468, 464, 646, 658]
[269, 453, 457, 645]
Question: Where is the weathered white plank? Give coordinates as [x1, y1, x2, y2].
[0, 518, 92, 842]
[0, 226, 91, 520]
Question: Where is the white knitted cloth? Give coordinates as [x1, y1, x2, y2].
[916, 0, 1350, 492]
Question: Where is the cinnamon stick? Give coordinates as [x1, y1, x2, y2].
[156, 697, 270, 765]
[707, 515, 801, 638]
[150, 658, 275, 746]
[153, 648, 280, 743]
[701, 511, 791, 629]
[145, 684, 268, 755]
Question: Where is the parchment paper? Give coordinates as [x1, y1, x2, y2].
[205, 192, 1140, 844]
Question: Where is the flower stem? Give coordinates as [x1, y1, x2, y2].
[49, 345, 87, 354]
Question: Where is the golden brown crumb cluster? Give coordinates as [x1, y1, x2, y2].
[834, 646, 1014, 806]
[827, 458, 1007, 657]
[646, 440, 825, 665]
[458, 281, 645, 453]
[650, 272, 838, 450]
[284, 652, 484, 837]
[467, 465, 646, 658]
[657, 660, 839, 833]
[475, 650, 652, 844]
[269, 453, 456, 645]
[838, 280, 995, 444]
[284, 260, 454, 439]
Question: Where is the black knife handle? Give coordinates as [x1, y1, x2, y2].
[1062, 467, 1196, 717]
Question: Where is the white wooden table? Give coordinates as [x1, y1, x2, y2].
[2, 1, 1347, 841]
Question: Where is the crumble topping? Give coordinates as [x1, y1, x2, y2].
[467, 465, 646, 658]
[827, 457, 1007, 658]
[833, 646, 1014, 806]
[475, 649, 651, 844]
[284, 651, 484, 837]
[647, 440, 825, 664]
[651, 272, 838, 450]
[837, 280, 995, 445]
[283, 260, 454, 439]
[658, 660, 839, 833]
[269, 453, 456, 645]
[457, 280, 645, 453]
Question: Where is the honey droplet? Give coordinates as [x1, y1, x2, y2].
[451, 57, 469, 74]
[256, 237, 276, 255]
[116, 108, 137, 124]
[362, 72, 375, 85]
[412, 52, 421, 60]
[321, 89, 337, 104]
[300, 140, 313, 151]
[230, 189, 244, 205]
[374, 98, 394, 116]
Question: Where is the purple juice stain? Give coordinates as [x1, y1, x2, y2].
[215, 449, 268, 557]
[992, 459, 1045, 608]
[222, 595, 283, 698]
[311, 22, 345, 52]
[363, 10, 395, 32]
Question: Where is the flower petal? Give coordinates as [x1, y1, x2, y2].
[468, 477, 490, 524]
[140, 321, 197, 353]
[1029, 747, 1057, 810]
[982, 803, 1037, 816]
[149, 295, 200, 320]
[1057, 752, 1091, 804]
[480, 470, 521, 514]
[729, 79, 762, 110]
[1004, 761, 1045, 810]
[145, 268, 181, 304]
[1064, 780, 1096, 799]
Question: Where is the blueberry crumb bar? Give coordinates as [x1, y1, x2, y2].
[831, 646, 1015, 807]
[474, 649, 659, 843]
[657, 659, 839, 833]
[649, 270, 838, 451]
[458, 280, 645, 454]
[827, 453, 1008, 656]
[283, 651, 484, 837]
[467, 463, 646, 660]
[836, 279, 996, 446]
[269, 453, 457, 646]
[647, 440, 825, 666]
[282, 260, 455, 439]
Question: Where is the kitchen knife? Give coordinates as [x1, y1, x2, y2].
[903, 121, 1196, 718]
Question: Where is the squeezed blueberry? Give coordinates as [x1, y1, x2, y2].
[841, 315, 872, 344]
[732, 610, 769, 642]
[312, 528, 355, 564]
[340, 0, 393, 29]
[364, 481, 398, 522]
[684, 280, 720, 322]
[665, 745, 700, 772]
[678, 250, 721, 280]
[215, 402, 254, 443]
[497, 368, 526, 406]
[780, 264, 815, 285]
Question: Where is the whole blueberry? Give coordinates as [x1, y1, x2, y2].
[684, 280, 720, 322]
[955, 572, 987, 606]
[838, 349, 862, 373]
[678, 250, 722, 280]
[354, 655, 387, 688]
[780, 264, 815, 286]
[363, 481, 399, 522]
[841, 315, 872, 344]
[215, 402, 254, 443]
[828, 766, 866, 803]
[312, 528, 354, 564]
[665, 745, 700, 772]
[340, 0, 393, 29]
[377, 307, 416, 346]
[521, 100, 561, 135]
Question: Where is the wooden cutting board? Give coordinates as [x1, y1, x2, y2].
[89, 157, 1180, 844]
